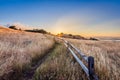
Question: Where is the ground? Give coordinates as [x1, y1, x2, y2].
[0, 27, 120, 80]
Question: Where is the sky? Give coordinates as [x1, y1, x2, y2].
[0, 0, 120, 37]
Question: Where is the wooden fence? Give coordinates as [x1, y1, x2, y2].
[61, 38, 99, 80]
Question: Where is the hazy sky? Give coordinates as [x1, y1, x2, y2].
[0, 0, 120, 37]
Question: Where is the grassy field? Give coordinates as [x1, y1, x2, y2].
[66, 39, 120, 80]
[34, 38, 120, 80]
[0, 27, 119, 80]
[34, 42, 87, 80]
[0, 31, 55, 79]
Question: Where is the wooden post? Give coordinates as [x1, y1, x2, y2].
[88, 56, 94, 80]
[88, 56, 98, 80]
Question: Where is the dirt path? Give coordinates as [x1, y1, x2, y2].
[22, 42, 59, 80]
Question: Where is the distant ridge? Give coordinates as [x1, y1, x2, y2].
[0, 26, 13, 32]
[57, 33, 86, 40]
[0, 25, 23, 33]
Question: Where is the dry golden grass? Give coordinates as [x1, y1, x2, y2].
[66, 39, 120, 80]
[0, 31, 55, 77]
[0, 26, 22, 33]
[34, 38, 120, 80]
[34, 42, 87, 80]
[0, 26, 119, 80]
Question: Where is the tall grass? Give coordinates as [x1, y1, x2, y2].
[67, 39, 120, 80]
[34, 42, 87, 80]
[0, 30, 119, 80]
[0, 32, 55, 78]
[34, 38, 120, 80]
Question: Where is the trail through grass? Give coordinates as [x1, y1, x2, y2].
[0, 32, 55, 80]
[33, 42, 87, 80]
[21, 41, 57, 80]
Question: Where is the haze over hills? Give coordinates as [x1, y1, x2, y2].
[10, 23, 35, 30]
[96, 36, 120, 40]
[0, 23, 120, 41]
[4, 23, 42, 30]
[57, 33, 86, 40]
[0, 25, 88, 40]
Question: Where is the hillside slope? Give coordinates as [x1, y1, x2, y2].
[0, 26, 55, 80]
[0, 26, 18, 33]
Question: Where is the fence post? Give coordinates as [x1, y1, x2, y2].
[88, 56, 94, 80]
[61, 38, 99, 80]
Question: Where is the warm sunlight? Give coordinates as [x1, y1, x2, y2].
[0, 0, 120, 80]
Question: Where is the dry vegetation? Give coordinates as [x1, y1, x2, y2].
[34, 42, 87, 80]
[34, 38, 120, 80]
[66, 39, 120, 80]
[0, 26, 119, 80]
[0, 31, 55, 79]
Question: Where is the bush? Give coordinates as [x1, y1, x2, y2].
[25, 29, 47, 34]
[89, 37, 98, 41]
[9, 26, 17, 30]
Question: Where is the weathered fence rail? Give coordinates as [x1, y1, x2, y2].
[60, 38, 99, 80]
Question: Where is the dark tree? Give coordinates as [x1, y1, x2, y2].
[25, 29, 47, 34]
[89, 37, 98, 41]
[9, 26, 17, 30]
